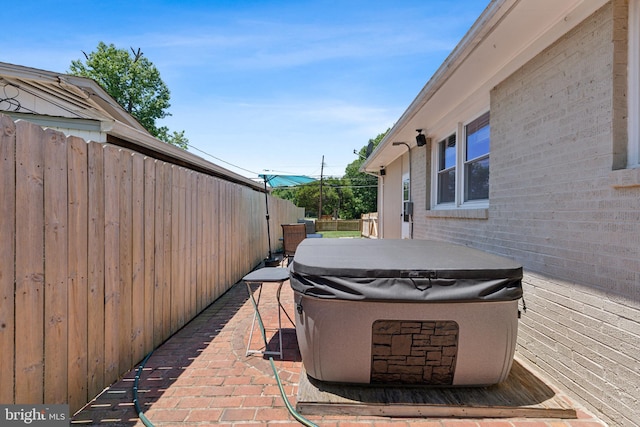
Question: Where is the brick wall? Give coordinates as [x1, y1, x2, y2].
[410, 2, 639, 425]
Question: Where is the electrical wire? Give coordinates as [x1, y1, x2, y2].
[187, 143, 260, 176]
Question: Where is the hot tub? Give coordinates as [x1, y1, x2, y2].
[289, 239, 523, 386]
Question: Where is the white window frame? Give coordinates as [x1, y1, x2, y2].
[435, 132, 457, 207]
[629, 0, 640, 168]
[432, 113, 490, 209]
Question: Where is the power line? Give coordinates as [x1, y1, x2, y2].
[329, 185, 377, 188]
[186, 143, 259, 176]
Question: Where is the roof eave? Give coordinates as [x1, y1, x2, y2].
[362, 0, 510, 172]
[362, 0, 608, 173]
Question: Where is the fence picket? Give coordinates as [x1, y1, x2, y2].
[170, 166, 181, 333]
[44, 128, 69, 404]
[143, 157, 156, 355]
[118, 150, 133, 373]
[0, 115, 16, 404]
[87, 142, 105, 399]
[67, 136, 89, 410]
[131, 153, 145, 364]
[161, 162, 172, 341]
[14, 120, 45, 403]
[211, 178, 221, 300]
[153, 160, 166, 348]
[189, 172, 198, 318]
[103, 145, 121, 386]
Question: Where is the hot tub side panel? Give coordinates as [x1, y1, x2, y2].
[294, 292, 518, 386]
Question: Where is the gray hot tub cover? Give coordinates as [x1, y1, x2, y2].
[289, 239, 523, 302]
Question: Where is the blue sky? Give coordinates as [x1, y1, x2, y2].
[3, 0, 488, 179]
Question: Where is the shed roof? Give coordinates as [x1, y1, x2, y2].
[0, 61, 264, 191]
[0, 62, 145, 130]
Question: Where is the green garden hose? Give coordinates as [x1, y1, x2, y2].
[131, 286, 318, 427]
[133, 351, 155, 427]
[247, 287, 319, 427]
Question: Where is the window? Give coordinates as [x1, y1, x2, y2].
[434, 112, 490, 207]
[437, 134, 456, 204]
[464, 112, 490, 201]
[402, 177, 410, 222]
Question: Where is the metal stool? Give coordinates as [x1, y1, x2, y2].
[243, 267, 291, 358]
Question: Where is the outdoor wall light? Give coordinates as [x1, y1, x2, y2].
[415, 129, 428, 147]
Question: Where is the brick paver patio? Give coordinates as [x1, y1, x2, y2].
[72, 269, 607, 427]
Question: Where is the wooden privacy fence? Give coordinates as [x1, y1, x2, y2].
[361, 212, 378, 238]
[0, 114, 299, 413]
[315, 219, 361, 232]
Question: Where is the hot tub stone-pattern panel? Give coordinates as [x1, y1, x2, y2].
[371, 320, 459, 385]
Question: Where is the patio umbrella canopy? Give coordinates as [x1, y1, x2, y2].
[260, 174, 316, 188]
[259, 174, 316, 264]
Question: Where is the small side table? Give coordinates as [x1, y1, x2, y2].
[243, 267, 291, 359]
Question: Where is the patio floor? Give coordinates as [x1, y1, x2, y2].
[72, 266, 607, 427]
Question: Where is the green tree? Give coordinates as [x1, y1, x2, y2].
[273, 179, 352, 219]
[342, 129, 389, 217]
[271, 130, 387, 219]
[324, 177, 355, 219]
[69, 42, 188, 149]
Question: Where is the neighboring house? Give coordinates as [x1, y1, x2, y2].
[363, 0, 638, 425]
[0, 61, 261, 189]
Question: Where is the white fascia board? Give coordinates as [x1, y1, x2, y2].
[3, 111, 103, 133]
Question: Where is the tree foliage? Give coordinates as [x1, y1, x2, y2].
[342, 129, 388, 218]
[273, 180, 351, 219]
[69, 42, 188, 149]
[271, 129, 388, 219]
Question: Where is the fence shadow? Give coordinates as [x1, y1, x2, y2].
[71, 282, 252, 426]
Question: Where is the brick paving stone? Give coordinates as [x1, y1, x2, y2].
[212, 396, 244, 408]
[142, 408, 189, 422]
[508, 422, 553, 427]
[254, 407, 296, 421]
[474, 421, 514, 427]
[175, 396, 215, 409]
[71, 276, 607, 427]
[184, 408, 223, 422]
[440, 421, 482, 427]
[220, 407, 257, 421]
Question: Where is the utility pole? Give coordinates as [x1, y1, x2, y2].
[318, 155, 324, 219]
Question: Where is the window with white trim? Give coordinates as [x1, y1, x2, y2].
[434, 112, 490, 207]
[437, 134, 456, 204]
[464, 112, 490, 201]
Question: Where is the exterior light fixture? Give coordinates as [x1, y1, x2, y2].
[415, 129, 428, 147]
